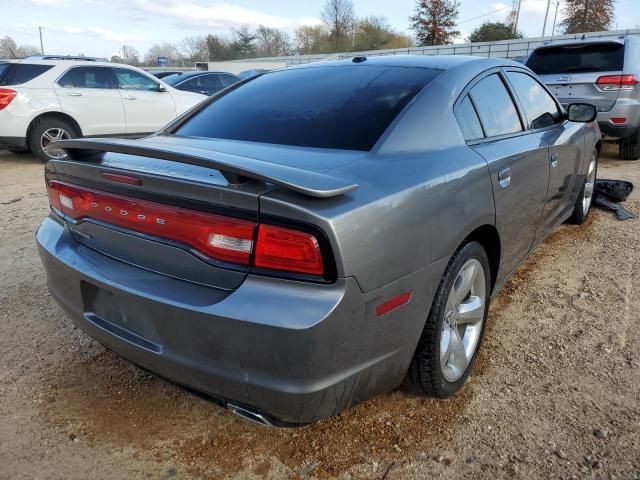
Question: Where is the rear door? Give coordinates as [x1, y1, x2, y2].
[460, 71, 550, 280]
[526, 42, 625, 111]
[504, 69, 584, 237]
[55, 66, 126, 136]
[112, 67, 176, 135]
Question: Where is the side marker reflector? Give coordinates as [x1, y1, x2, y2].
[376, 292, 412, 317]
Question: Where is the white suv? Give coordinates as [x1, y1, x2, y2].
[0, 56, 206, 161]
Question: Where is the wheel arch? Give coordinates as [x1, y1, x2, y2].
[26, 112, 83, 148]
[462, 224, 501, 291]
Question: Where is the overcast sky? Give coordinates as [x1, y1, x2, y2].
[2, 0, 639, 58]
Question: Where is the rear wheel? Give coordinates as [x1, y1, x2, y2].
[29, 117, 78, 162]
[567, 150, 598, 225]
[405, 241, 490, 397]
[619, 132, 640, 160]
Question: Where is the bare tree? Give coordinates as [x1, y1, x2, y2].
[205, 34, 233, 61]
[410, 0, 461, 46]
[0, 36, 39, 59]
[295, 25, 330, 54]
[118, 45, 140, 66]
[180, 36, 209, 62]
[143, 42, 183, 66]
[255, 26, 291, 57]
[354, 16, 414, 51]
[561, 0, 615, 34]
[321, 0, 355, 51]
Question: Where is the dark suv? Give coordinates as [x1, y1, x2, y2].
[527, 36, 640, 159]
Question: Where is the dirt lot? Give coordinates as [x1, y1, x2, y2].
[0, 146, 639, 480]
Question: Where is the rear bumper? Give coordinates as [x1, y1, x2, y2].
[595, 98, 640, 139]
[37, 215, 438, 425]
[597, 123, 638, 139]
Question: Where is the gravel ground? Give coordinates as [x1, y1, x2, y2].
[0, 146, 638, 480]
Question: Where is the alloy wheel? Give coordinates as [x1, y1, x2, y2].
[440, 258, 486, 382]
[41, 128, 70, 159]
[582, 153, 597, 216]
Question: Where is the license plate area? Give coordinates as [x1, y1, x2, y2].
[81, 281, 163, 353]
[549, 84, 575, 99]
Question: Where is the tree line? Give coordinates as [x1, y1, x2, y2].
[0, 0, 618, 65]
[112, 0, 413, 67]
[410, 0, 616, 46]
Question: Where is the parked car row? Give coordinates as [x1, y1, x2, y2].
[0, 57, 245, 161]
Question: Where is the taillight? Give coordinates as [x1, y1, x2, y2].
[46, 181, 327, 277]
[596, 74, 639, 91]
[47, 181, 255, 264]
[0, 88, 16, 110]
[254, 224, 324, 276]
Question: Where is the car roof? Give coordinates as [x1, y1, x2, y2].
[289, 54, 523, 72]
[531, 37, 631, 51]
[168, 71, 237, 79]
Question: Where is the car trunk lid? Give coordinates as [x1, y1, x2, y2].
[45, 136, 361, 290]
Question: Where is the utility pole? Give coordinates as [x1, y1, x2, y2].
[38, 26, 44, 54]
[551, 0, 561, 36]
[513, 0, 522, 34]
[542, 0, 552, 36]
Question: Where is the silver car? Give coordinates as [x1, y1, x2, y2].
[527, 36, 640, 159]
[37, 56, 600, 426]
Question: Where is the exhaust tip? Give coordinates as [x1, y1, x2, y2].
[227, 403, 274, 427]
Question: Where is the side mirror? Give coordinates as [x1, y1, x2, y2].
[567, 103, 597, 123]
[158, 84, 167, 92]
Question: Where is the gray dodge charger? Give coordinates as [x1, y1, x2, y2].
[37, 55, 601, 426]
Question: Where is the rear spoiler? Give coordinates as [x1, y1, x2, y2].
[51, 138, 359, 198]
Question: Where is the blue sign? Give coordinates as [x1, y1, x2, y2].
[157, 56, 168, 66]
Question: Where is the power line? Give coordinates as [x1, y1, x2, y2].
[457, 4, 513, 25]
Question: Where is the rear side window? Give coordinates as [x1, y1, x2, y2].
[173, 65, 441, 151]
[0, 64, 53, 86]
[58, 67, 113, 89]
[456, 96, 484, 141]
[113, 68, 159, 91]
[469, 74, 522, 138]
[200, 74, 222, 89]
[527, 43, 624, 75]
[506, 71, 560, 129]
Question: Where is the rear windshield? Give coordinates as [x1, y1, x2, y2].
[526, 43, 624, 75]
[172, 65, 441, 151]
[0, 63, 53, 86]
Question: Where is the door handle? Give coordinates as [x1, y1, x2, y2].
[123, 95, 137, 100]
[498, 168, 512, 188]
[66, 92, 82, 97]
[550, 153, 559, 168]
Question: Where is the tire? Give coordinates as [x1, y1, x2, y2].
[405, 241, 491, 397]
[619, 132, 640, 160]
[29, 117, 78, 162]
[567, 150, 598, 225]
[6, 147, 30, 154]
